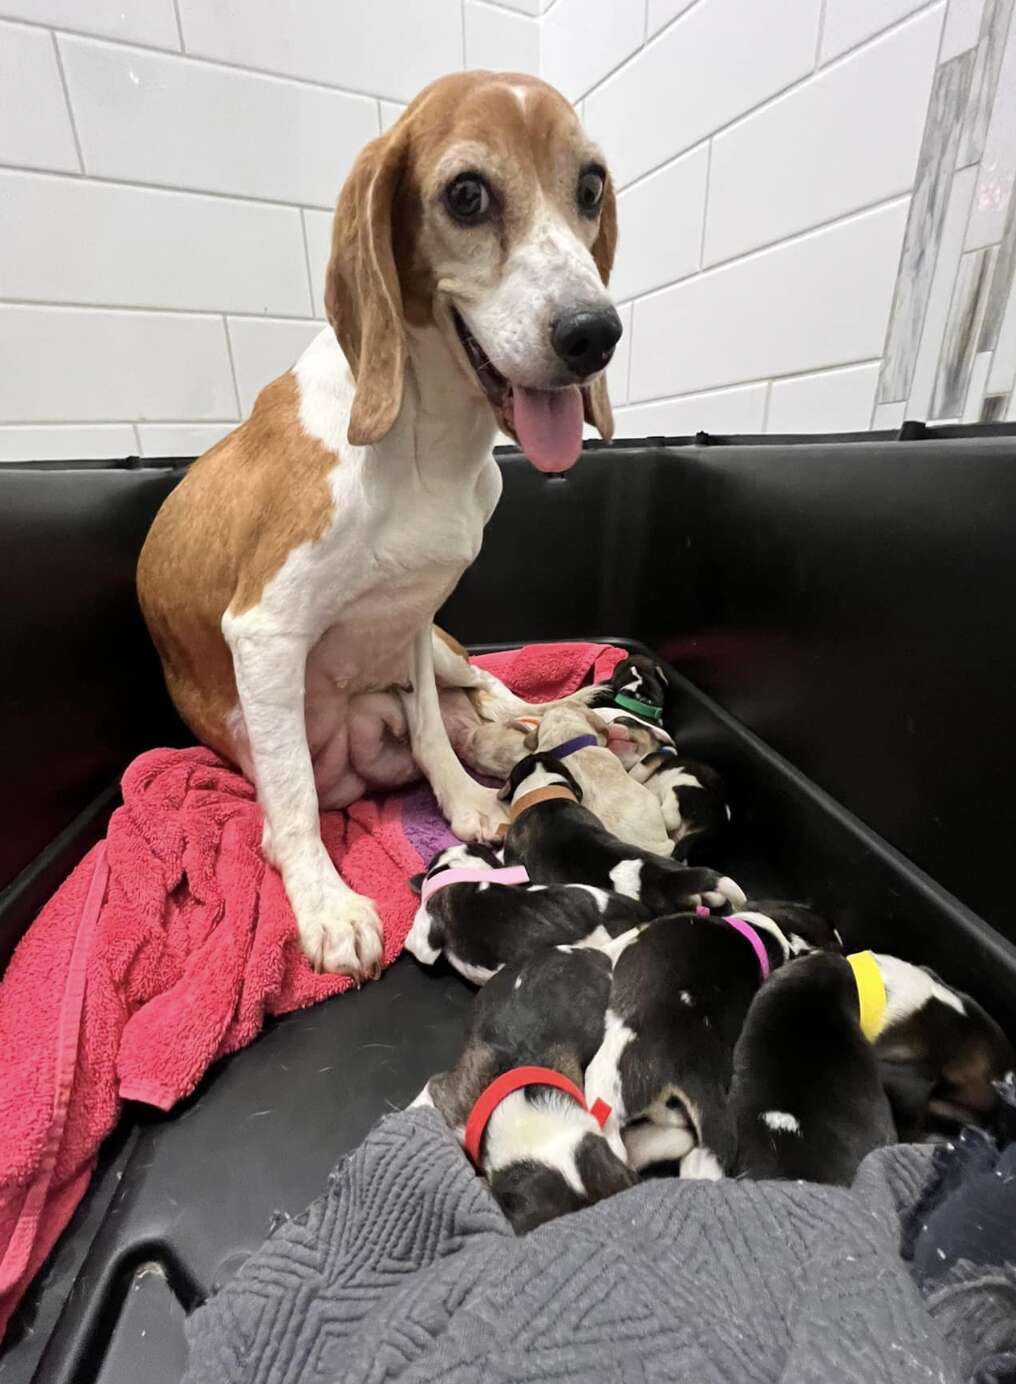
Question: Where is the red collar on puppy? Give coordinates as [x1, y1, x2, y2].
[463, 1066, 612, 1167]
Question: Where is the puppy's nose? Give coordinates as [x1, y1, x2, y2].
[550, 306, 623, 378]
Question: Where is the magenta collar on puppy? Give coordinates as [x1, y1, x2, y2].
[695, 906, 771, 979]
[546, 734, 599, 760]
[421, 865, 530, 902]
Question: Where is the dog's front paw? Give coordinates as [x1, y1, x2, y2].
[290, 865, 384, 979]
[447, 786, 509, 844]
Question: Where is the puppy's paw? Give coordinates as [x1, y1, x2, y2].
[291, 866, 384, 979]
[447, 786, 509, 844]
[680, 1146, 724, 1181]
[683, 871, 746, 912]
[703, 875, 747, 911]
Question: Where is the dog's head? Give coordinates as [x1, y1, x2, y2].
[325, 71, 619, 471]
[498, 751, 584, 803]
[610, 656, 669, 709]
[409, 841, 503, 894]
[484, 1091, 638, 1234]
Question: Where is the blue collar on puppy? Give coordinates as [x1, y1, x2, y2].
[546, 733, 599, 759]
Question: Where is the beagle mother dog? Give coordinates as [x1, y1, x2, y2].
[137, 72, 620, 978]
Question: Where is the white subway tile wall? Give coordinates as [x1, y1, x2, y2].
[464, 1, 541, 75]
[1, 0, 1014, 460]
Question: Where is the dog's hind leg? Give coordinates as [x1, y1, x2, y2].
[405, 627, 508, 842]
[432, 628, 606, 722]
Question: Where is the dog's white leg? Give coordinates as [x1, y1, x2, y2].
[228, 627, 384, 978]
[584, 1010, 634, 1163]
[404, 628, 508, 841]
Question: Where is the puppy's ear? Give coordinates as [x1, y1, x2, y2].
[408, 872, 426, 895]
[655, 663, 670, 687]
[583, 171, 618, 443]
[497, 778, 513, 802]
[326, 125, 408, 446]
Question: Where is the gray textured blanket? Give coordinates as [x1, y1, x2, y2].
[183, 1110, 991, 1384]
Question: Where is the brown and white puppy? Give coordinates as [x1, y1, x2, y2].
[525, 705, 674, 854]
[136, 73, 620, 977]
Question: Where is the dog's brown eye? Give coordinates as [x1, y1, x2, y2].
[577, 167, 605, 215]
[444, 173, 490, 225]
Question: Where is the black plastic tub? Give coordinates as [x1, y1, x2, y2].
[2, 426, 1015, 1384]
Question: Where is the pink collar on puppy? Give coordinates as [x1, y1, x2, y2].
[420, 864, 530, 902]
[695, 906, 771, 979]
[463, 1065, 611, 1167]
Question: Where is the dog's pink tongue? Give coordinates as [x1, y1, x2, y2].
[512, 385, 583, 473]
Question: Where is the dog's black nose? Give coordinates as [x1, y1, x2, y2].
[550, 306, 623, 378]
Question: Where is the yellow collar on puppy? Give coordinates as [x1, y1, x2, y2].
[846, 950, 887, 1041]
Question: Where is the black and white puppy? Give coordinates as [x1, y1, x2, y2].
[630, 750, 730, 856]
[584, 903, 842, 1178]
[867, 954, 1015, 1141]
[729, 951, 896, 1185]
[588, 655, 669, 724]
[406, 842, 649, 984]
[501, 753, 745, 915]
[421, 945, 637, 1233]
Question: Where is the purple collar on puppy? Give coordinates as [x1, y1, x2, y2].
[545, 733, 599, 759]
[421, 864, 530, 902]
[696, 906, 771, 979]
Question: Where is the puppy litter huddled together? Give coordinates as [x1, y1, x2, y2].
[408, 656, 1014, 1233]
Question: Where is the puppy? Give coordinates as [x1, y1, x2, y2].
[584, 904, 842, 1177]
[525, 705, 674, 855]
[423, 946, 637, 1232]
[630, 751, 730, 856]
[588, 655, 669, 729]
[501, 753, 745, 914]
[730, 951, 896, 1185]
[406, 842, 649, 984]
[862, 952, 1015, 1141]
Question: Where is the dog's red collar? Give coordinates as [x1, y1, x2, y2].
[463, 1066, 611, 1167]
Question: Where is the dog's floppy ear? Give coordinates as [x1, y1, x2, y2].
[325, 125, 408, 447]
[583, 171, 618, 443]
[408, 872, 426, 895]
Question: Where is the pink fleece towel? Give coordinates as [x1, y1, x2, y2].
[0, 641, 623, 1339]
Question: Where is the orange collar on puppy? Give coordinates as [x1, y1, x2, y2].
[463, 1065, 611, 1167]
[509, 785, 578, 821]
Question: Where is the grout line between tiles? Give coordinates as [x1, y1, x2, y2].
[131, 423, 143, 455]
[0, 163, 338, 214]
[814, 0, 828, 67]
[50, 31, 85, 174]
[299, 210, 319, 316]
[170, 0, 185, 51]
[697, 140, 712, 269]
[622, 357, 884, 413]
[628, 192, 912, 307]
[760, 381, 773, 433]
[222, 316, 243, 417]
[3, 16, 416, 107]
[609, 0, 944, 189]
[0, 419, 240, 429]
[0, 299, 318, 320]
